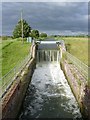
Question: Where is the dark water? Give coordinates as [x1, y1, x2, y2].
[38, 43, 59, 50]
[19, 62, 82, 119]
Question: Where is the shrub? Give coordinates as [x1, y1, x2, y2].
[2, 36, 8, 40]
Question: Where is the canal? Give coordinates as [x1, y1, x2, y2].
[19, 62, 82, 119]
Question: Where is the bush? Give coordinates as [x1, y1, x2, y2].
[65, 43, 71, 52]
[17, 37, 22, 41]
[2, 36, 8, 40]
[17, 37, 27, 42]
[40, 33, 47, 38]
[23, 38, 27, 41]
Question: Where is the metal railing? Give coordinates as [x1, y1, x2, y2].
[0, 53, 31, 98]
[66, 52, 88, 81]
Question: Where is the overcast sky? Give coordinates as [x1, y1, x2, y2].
[2, 2, 88, 36]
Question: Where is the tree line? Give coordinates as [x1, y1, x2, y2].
[13, 19, 47, 39]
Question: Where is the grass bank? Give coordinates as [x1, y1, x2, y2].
[56, 37, 88, 66]
[2, 39, 31, 76]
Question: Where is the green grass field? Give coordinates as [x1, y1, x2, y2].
[2, 39, 31, 76]
[56, 37, 88, 66]
[2, 39, 16, 48]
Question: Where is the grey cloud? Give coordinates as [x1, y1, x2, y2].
[2, 0, 89, 2]
[2, 2, 88, 35]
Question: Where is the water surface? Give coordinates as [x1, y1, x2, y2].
[19, 62, 82, 119]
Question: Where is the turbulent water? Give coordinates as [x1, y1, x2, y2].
[19, 62, 82, 119]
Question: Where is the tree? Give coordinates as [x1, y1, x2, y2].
[40, 33, 47, 38]
[30, 29, 39, 39]
[13, 19, 31, 38]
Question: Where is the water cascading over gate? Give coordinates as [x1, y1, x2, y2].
[36, 40, 61, 62]
[37, 50, 60, 62]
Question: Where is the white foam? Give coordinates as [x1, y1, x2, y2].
[20, 62, 82, 118]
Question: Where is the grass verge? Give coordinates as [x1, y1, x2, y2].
[2, 40, 31, 76]
[56, 37, 88, 66]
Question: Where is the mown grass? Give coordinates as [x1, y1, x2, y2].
[56, 37, 88, 66]
[2, 39, 15, 48]
[2, 39, 31, 76]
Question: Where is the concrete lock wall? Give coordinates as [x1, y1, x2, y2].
[60, 60, 90, 120]
[2, 45, 36, 119]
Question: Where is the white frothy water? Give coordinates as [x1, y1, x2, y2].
[19, 62, 82, 119]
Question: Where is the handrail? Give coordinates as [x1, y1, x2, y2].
[66, 52, 88, 81]
[66, 52, 88, 67]
[0, 53, 31, 99]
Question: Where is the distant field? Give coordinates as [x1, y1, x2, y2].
[2, 39, 31, 76]
[56, 37, 88, 66]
